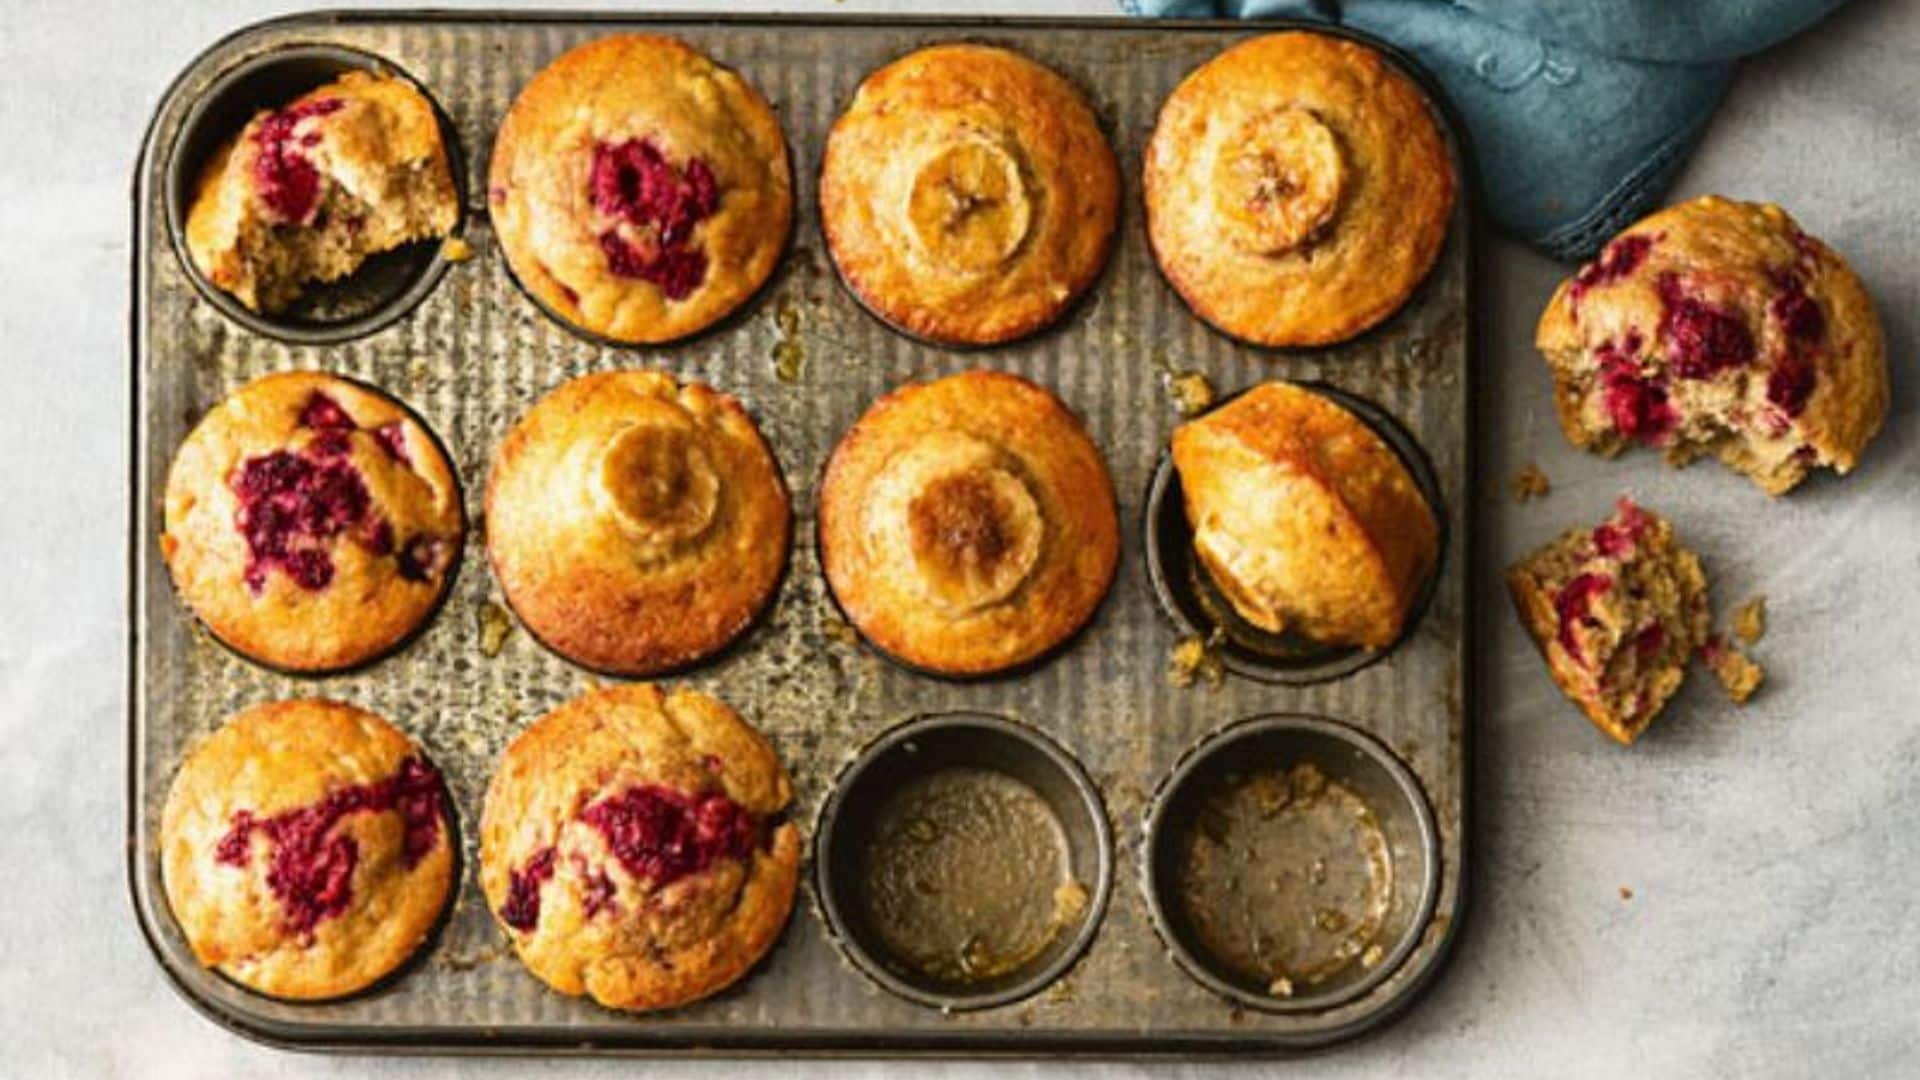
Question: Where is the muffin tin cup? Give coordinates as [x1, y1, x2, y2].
[814, 713, 1113, 1011]
[1142, 714, 1440, 1014]
[164, 43, 467, 345]
[1144, 380, 1449, 685]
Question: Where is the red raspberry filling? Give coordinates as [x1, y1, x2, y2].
[587, 138, 720, 299]
[1765, 275, 1823, 421]
[1597, 335, 1677, 444]
[581, 784, 759, 889]
[1591, 497, 1651, 558]
[1570, 233, 1654, 310]
[214, 755, 445, 936]
[1553, 573, 1614, 668]
[500, 846, 557, 933]
[252, 98, 345, 225]
[1657, 274, 1755, 380]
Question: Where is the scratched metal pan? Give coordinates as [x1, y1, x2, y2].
[128, 9, 1474, 1056]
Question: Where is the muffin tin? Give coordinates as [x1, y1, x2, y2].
[129, 12, 1473, 1056]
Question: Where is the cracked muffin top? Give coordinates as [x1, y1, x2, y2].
[1144, 32, 1455, 347]
[160, 371, 463, 672]
[820, 43, 1120, 345]
[489, 34, 792, 344]
[479, 683, 800, 1013]
[485, 370, 789, 676]
[161, 698, 453, 1000]
[818, 370, 1119, 676]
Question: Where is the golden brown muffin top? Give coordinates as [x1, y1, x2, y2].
[820, 43, 1120, 345]
[1144, 32, 1455, 346]
[479, 683, 800, 1012]
[485, 370, 790, 676]
[160, 698, 454, 1000]
[819, 370, 1119, 676]
[160, 371, 463, 673]
[489, 34, 792, 344]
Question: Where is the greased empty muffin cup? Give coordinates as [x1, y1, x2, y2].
[165, 44, 465, 344]
[1143, 715, 1438, 1014]
[1146, 382, 1446, 684]
[815, 714, 1112, 1011]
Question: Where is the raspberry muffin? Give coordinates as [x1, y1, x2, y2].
[489, 35, 792, 344]
[160, 699, 453, 1000]
[1535, 196, 1889, 495]
[1507, 498, 1711, 745]
[185, 70, 459, 314]
[1144, 32, 1455, 347]
[820, 44, 1120, 345]
[480, 684, 801, 1013]
[485, 370, 789, 675]
[819, 370, 1119, 676]
[1170, 382, 1438, 649]
[160, 371, 464, 672]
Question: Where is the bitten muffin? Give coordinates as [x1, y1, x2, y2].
[1143, 32, 1455, 347]
[819, 44, 1120, 345]
[1506, 498, 1712, 745]
[480, 683, 801, 1013]
[489, 35, 792, 344]
[1170, 381, 1438, 649]
[819, 370, 1119, 676]
[485, 370, 789, 675]
[160, 699, 453, 1000]
[160, 371, 464, 672]
[185, 70, 459, 314]
[1535, 196, 1889, 495]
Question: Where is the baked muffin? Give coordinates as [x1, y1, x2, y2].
[486, 370, 789, 675]
[160, 699, 453, 1000]
[1535, 195, 1888, 495]
[1506, 498, 1712, 745]
[819, 44, 1120, 345]
[1170, 381, 1438, 649]
[160, 371, 464, 672]
[819, 370, 1118, 676]
[185, 70, 458, 314]
[489, 35, 792, 344]
[480, 683, 801, 1013]
[1144, 32, 1454, 347]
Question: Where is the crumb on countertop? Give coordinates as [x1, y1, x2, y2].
[1701, 635, 1765, 704]
[1732, 594, 1767, 645]
[1619, 885, 1634, 902]
[1510, 462, 1551, 502]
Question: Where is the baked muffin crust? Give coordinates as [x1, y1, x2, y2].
[160, 371, 464, 672]
[489, 34, 792, 344]
[160, 699, 453, 1000]
[1535, 195, 1889, 494]
[820, 44, 1120, 345]
[485, 370, 790, 675]
[1170, 381, 1438, 649]
[1144, 32, 1455, 346]
[185, 70, 458, 314]
[479, 683, 800, 1012]
[819, 370, 1119, 676]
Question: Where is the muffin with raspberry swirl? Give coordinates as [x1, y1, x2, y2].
[1535, 196, 1888, 495]
[160, 371, 464, 672]
[480, 683, 800, 1012]
[489, 35, 792, 344]
[160, 699, 454, 1000]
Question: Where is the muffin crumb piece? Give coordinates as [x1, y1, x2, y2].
[1168, 631, 1225, 689]
[1267, 975, 1295, 999]
[440, 235, 475, 263]
[1702, 635, 1765, 704]
[1732, 594, 1767, 645]
[1510, 462, 1552, 502]
[478, 600, 514, 657]
[1619, 885, 1634, 902]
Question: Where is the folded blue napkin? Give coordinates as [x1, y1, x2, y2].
[1122, 0, 1849, 259]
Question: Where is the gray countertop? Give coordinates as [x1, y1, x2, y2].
[2, 0, 1914, 1075]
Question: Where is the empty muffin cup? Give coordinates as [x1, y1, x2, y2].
[1144, 382, 1446, 684]
[1143, 715, 1438, 1013]
[165, 44, 465, 344]
[815, 713, 1112, 1010]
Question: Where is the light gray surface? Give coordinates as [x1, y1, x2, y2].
[0, 0, 1913, 1076]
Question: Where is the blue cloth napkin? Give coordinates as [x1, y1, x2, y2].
[1122, 0, 1849, 259]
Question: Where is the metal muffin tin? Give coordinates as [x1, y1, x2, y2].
[129, 10, 1474, 1056]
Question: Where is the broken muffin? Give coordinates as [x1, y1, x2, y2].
[184, 70, 459, 314]
[1507, 498, 1711, 744]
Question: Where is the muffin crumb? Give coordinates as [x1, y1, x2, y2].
[440, 235, 475, 263]
[1510, 462, 1552, 502]
[478, 600, 514, 657]
[1168, 632, 1225, 689]
[1732, 594, 1767, 645]
[1619, 885, 1634, 901]
[1702, 635, 1765, 704]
